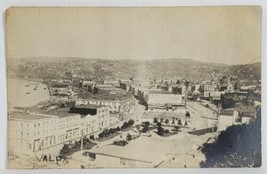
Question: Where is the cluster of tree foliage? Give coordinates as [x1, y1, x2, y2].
[186, 111, 191, 118]
[60, 137, 96, 155]
[98, 127, 121, 139]
[140, 121, 150, 133]
[153, 117, 186, 127]
[113, 140, 128, 146]
[121, 119, 135, 130]
[172, 126, 180, 133]
[89, 135, 95, 140]
[200, 108, 261, 167]
[155, 122, 169, 136]
[126, 133, 133, 141]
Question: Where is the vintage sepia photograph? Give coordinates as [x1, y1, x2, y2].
[6, 6, 261, 169]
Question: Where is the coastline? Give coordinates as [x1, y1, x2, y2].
[7, 78, 51, 109]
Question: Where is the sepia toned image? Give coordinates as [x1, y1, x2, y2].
[6, 6, 261, 169]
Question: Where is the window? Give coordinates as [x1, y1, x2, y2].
[120, 158, 127, 166]
[27, 133, 29, 138]
[34, 124, 36, 127]
[21, 132, 23, 138]
[38, 123, 40, 127]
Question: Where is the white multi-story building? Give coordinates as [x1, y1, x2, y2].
[144, 91, 184, 110]
[217, 109, 256, 132]
[9, 104, 113, 156]
[9, 112, 59, 155]
[77, 94, 135, 115]
[217, 109, 240, 132]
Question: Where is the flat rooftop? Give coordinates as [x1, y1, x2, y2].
[79, 90, 133, 101]
[149, 91, 173, 94]
[89, 134, 208, 166]
[220, 108, 235, 116]
[9, 112, 52, 121]
[38, 108, 78, 117]
[24, 107, 78, 118]
[90, 136, 166, 164]
[72, 104, 102, 109]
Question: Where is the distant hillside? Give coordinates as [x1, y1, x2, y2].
[7, 57, 261, 81]
[228, 62, 261, 80]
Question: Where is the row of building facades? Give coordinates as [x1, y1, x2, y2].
[9, 75, 260, 156]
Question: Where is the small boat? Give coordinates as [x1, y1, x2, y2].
[44, 88, 47, 90]
[26, 92, 30, 94]
[34, 88, 37, 90]
[25, 85, 29, 87]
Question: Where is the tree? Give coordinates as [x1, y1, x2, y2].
[128, 119, 135, 126]
[115, 126, 121, 132]
[184, 121, 188, 127]
[141, 126, 149, 133]
[113, 140, 128, 146]
[157, 122, 162, 127]
[93, 87, 98, 94]
[121, 122, 129, 130]
[200, 108, 261, 167]
[165, 119, 169, 125]
[178, 119, 182, 126]
[89, 135, 95, 140]
[109, 128, 115, 134]
[160, 118, 164, 123]
[103, 129, 109, 137]
[60, 144, 71, 155]
[143, 121, 150, 127]
[126, 134, 133, 141]
[186, 111, 190, 118]
[157, 126, 164, 136]
[153, 118, 158, 123]
[174, 126, 180, 131]
[98, 132, 104, 139]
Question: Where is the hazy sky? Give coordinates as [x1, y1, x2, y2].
[6, 6, 261, 64]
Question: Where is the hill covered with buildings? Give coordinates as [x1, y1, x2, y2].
[8, 57, 261, 82]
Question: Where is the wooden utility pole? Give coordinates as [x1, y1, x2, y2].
[80, 130, 84, 151]
[185, 80, 189, 109]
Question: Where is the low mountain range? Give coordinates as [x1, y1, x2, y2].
[7, 57, 261, 82]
